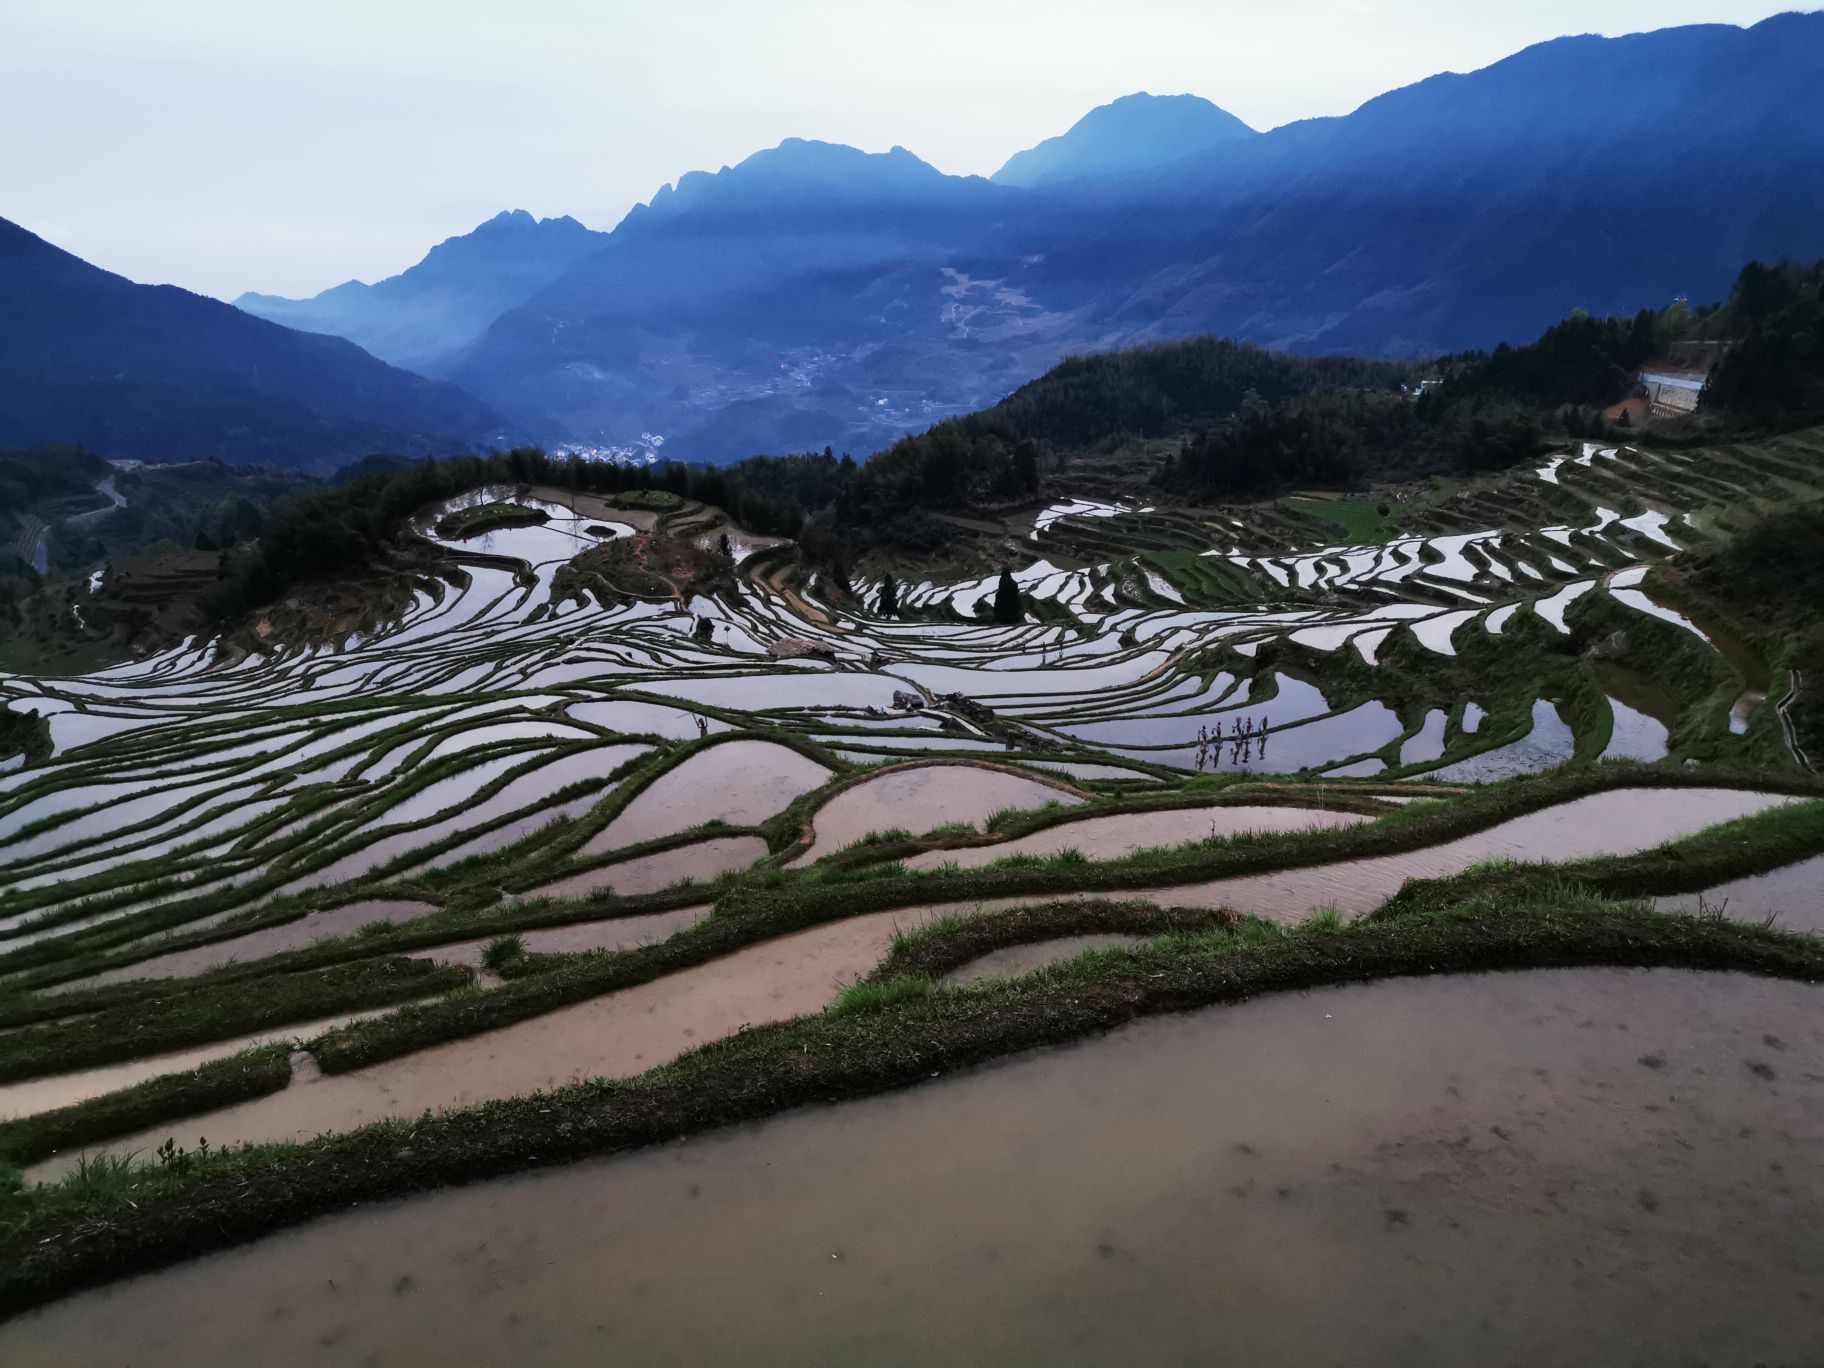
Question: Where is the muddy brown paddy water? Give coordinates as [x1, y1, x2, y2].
[941, 933, 1152, 982]
[418, 905, 711, 971]
[1049, 786, 1794, 923]
[1654, 852, 1824, 934]
[56, 899, 438, 991]
[520, 835, 766, 901]
[30, 906, 950, 1178]
[8, 968, 1820, 1365]
[584, 740, 830, 852]
[790, 764, 1081, 866]
[903, 804, 1365, 872]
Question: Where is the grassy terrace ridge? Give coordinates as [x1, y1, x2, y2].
[430, 501, 550, 539]
[865, 899, 1239, 982]
[803, 781, 1395, 865]
[608, 489, 684, 512]
[0, 1048, 294, 1173]
[0, 955, 470, 1084]
[3, 892, 1822, 1316]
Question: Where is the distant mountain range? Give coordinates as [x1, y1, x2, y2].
[0, 218, 517, 474]
[6, 12, 1824, 471]
[235, 210, 608, 373]
[395, 13, 1824, 461]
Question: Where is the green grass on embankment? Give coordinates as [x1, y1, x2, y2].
[0, 956, 470, 1085]
[432, 502, 550, 539]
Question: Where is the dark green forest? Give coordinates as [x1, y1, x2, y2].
[1698, 260, 1824, 423]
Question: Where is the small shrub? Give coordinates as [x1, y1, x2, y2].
[1463, 855, 1518, 877]
[482, 934, 525, 970]
[61, 1151, 145, 1200]
[984, 805, 1031, 832]
[812, 860, 909, 885]
[1302, 907, 1346, 934]
[1376, 797, 1449, 825]
[857, 828, 913, 847]
[826, 975, 934, 1018]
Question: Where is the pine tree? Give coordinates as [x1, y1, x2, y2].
[992, 567, 1022, 624]
[877, 574, 899, 617]
[1013, 440, 1040, 492]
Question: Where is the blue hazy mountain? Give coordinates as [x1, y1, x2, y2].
[0, 217, 516, 473]
[235, 209, 607, 372]
[435, 139, 1017, 452]
[1020, 12, 1824, 355]
[992, 92, 1259, 189]
[425, 13, 1824, 462]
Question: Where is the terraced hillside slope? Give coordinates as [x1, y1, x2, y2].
[1, 429, 1821, 1354]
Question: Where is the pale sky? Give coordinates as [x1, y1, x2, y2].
[0, 1, 1803, 300]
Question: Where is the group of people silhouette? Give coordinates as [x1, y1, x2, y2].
[1193, 715, 1271, 771]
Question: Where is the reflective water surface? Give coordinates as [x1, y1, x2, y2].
[7, 968, 1819, 1366]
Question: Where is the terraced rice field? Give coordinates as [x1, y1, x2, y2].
[1, 438, 1820, 1338]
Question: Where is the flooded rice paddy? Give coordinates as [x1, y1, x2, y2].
[419, 905, 711, 973]
[521, 835, 767, 900]
[584, 741, 830, 851]
[791, 764, 1082, 864]
[56, 900, 438, 991]
[9, 968, 1820, 1365]
[2, 449, 1777, 972]
[1653, 852, 1824, 934]
[29, 784, 1793, 1171]
[941, 932, 1152, 982]
[902, 803, 1367, 871]
[1092, 787, 1793, 920]
[0, 453, 1812, 1321]
[905, 787, 1795, 926]
[31, 905, 952, 1177]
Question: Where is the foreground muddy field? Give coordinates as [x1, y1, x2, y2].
[5, 968, 1819, 1366]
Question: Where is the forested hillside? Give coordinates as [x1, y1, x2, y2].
[0, 219, 517, 473]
